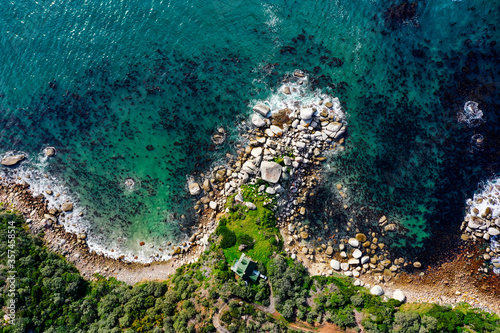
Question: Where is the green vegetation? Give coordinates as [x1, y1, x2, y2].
[217, 185, 281, 266]
[1, 204, 499, 333]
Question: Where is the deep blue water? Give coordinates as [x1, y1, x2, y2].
[0, 0, 499, 261]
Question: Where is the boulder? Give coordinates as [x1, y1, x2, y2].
[384, 223, 397, 232]
[45, 147, 56, 156]
[325, 246, 334, 256]
[1, 154, 25, 166]
[242, 160, 258, 174]
[270, 125, 283, 135]
[300, 108, 315, 120]
[245, 202, 257, 210]
[251, 147, 263, 158]
[352, 249, 362, 259]
[202, 179, 211, 192]
[62, 202, 73, 212]
[413, 261, 422, 268]
[253, 104, 270, 117]
[260, 161, 282, 183]
[251, 114, 266, 127]
[340, 262, 350, 271]
[209, 201, 217, 210]
[361, 256, 370, 264]
[235, 193, 244, 203]
[330, 259, 340, 270]
[283, 86, 291, 95]
[370, 285, 384, 296]
[355, 233, 367, 242]
[348, 238, 359, 247]
[188, 183, 201, 196]
[488, 227, 500, 236]
[238, 244, 247, 251]
[348, 258, 360, 265]
[300, 231, 309, 239]
[392, 289, 406, 303]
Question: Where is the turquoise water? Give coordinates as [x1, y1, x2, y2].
[0, 0, 499, 261]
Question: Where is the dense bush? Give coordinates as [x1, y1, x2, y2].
[215, 225, 236, 249]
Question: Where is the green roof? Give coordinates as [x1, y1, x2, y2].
[231, 253, 259, 282]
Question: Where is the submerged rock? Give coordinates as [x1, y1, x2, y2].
[1, 154, 25, 166]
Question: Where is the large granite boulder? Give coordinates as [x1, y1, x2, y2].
[251, 114, 266, 127]
[1, 154, 25, 166]
[188, 183, 201, 196]
[253, 104, 270, 117]
[260, 161, 282, 184]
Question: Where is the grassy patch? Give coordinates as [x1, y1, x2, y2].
[220, 185, 281, 266]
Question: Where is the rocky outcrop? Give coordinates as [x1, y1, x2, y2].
[1, 154, 25, 166]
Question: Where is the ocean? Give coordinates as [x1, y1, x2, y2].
[0, 0, 498, 262]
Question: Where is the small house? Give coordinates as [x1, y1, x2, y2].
[231, 254, 267, 282]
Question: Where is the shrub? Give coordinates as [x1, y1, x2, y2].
[216, 226, 236, 249]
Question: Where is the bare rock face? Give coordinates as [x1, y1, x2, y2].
[260, 161, 282, 184]
[1, 154, 25, 166]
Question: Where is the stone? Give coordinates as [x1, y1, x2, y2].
[370, 285, 384, 296]
[45, 147, 56, 156]
[242, 160, 258, 174]
[326, 122, 342, 133]
[302, 247, 308, 254]
[283, 86, 291, 95]
[270, 125, 283, 136]
[253, 104, 270, 117]
[336, 183, 342, 190]
[384, 224, 396, 232]
[265, 187, 276, 195]
[1, 154, 25, 166]
[300, 108, 315, 120]
[361, 256, 370, 264]
[340, 262, 350, 271]
[300, 207, 306, 215]
[348, 238, 359, 247]
[235, 193, 244, 203]
[62, 202, 73, 212]
[251, 114, 266, 127]
[330, 259, 340, 270]
[238, 244, 247, 251]
[251, 147, 263, 157]
[325, 246, 334, 256]
[45, 189, 53, 195]
[260, 161, 282, 183]
[355, 233, 367, 242]
[352, 270, 360, 278]
[344, 271, 353, 277]
[209, 201, 217, 210]
[300, 231, 309, 239]
[352, 249, 362, 259]
[348, 258, 360, 265]
[202, 179, 211, 192]
[188, 183, 201, 196]
[245, 202, 257, 210]
[379, 215, 387, 224]
[413, 261, 422, 268]
[488, 227, 500, 236]
[291, 253, 296, 259]
[392, 289, 406, 303]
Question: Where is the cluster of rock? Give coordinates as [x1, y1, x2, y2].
[461, 185, 500, 273]
[187, 72, 347, 245]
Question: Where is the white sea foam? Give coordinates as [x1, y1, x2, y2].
[464, 177, 500, 274]
[249, 73, 345, 122]
[458, 101, 484, 127]
[0, 149, 187, 263]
